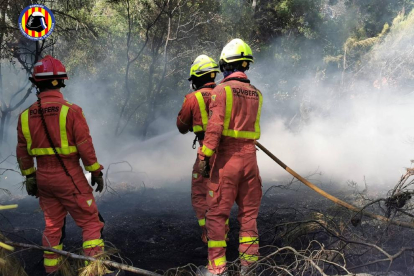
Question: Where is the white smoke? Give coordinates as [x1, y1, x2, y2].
[2, 11, 414, 197]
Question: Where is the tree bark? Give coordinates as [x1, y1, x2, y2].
[142, 8, 171, 139]
[115, 1, 165, 137]
[0, 110, 6, 148]
[0, 0, 8, 148]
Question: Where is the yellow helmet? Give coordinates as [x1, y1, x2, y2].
[219, 38, 254, 65]
[189, 55, 220, 81]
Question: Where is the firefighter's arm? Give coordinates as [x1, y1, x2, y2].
[71, 108, 103, 175]
[16, 114, 36, 176]
[176, 95, 193, 134]
[199, 88, 226, 158]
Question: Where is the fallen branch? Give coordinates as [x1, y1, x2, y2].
[348, 247, 414, 270]
[5, 241, 162, 276]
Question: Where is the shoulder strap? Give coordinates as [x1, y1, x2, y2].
[199, 83, 217, 89]
[222, 77, 250, 83]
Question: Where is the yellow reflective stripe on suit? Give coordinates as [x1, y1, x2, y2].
[239, 236, 259, 244]
[21, 166, 36, 176]
[59, 105, 70, 154]
[209, 255, 226, 267]
[201, 145, 215, 157]
[221, 86, 262, 140]
[44, 244, 63, 254]
[21, 110, 33, 155]
[30, 146, 78, 156]
[44, 244, 63, 267]
[20, 105, 78, 156]
[193, 125, 204, 132]
[222, 86, 233, 135]
[198, 218, 206, 227]
[83, 239, 104, 249]
[85, 162, 100, 172]
[208, 240, 227, 248]
[44, 257, 61, 267]
[239, 252, 259, 262]
[194, 91, 209, 132]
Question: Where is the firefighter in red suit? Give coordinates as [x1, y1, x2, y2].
[16, 56, 105, 274]
[177, 55, 225, 243]
[197, 39, 263, 276]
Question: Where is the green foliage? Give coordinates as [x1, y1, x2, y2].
[360, 9, 414, 88]
[344, 0, 413, 36]
[1, 0, 414, 141]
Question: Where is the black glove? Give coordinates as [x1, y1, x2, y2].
[25, 173, 37, 196]
[198, 157, 211, 178]
[91, 171, 104, 193]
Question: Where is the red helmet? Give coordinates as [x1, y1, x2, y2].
[31, 55, 68, 82]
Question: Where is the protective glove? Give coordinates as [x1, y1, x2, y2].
[25, 173, 37, 196]
[91, 171, 104, 193]
[198, 156, 211, 178]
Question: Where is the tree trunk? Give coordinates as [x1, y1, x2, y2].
[142, 14, 171, 139]
[141, 54, 156, 139]
[0, 109, 7, 148]
[0, 0, 6, 102]
[3, 111, 11, 144]
[0, 1, 7, 149]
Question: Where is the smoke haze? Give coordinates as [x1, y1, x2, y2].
[2, 9, 414, 198]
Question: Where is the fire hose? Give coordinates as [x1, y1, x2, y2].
[255, 141, 414, 229]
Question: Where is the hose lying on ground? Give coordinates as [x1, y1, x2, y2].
[255, 141, 414, 230]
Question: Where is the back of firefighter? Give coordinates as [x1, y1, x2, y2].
[16, 56, 106, 274]
[197, 39, 263, 276]
[177, 55, 221, 243]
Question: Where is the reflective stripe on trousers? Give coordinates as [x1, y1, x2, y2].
[239, 236, 260, 264]
[44, 244, 63, 270]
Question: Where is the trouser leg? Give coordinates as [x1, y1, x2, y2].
[58, 180, 105, 258]
[236, 154, 262, 266]
[69, 193, 104, 256]
[206, 153, 240, 273]
[39, 196, 67, 273]
[192, 155, 209, 227]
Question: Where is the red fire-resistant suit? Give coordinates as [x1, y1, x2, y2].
[198, 72, 263, 273]
[16, 90, 104, 273]
[177, 83, 217, 232]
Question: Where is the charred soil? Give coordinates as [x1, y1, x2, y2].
[1, 183, 414, 276]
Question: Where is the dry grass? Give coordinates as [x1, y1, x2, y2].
[77, 250, 116, 276]
[56, 257, 76, 276]
[0, 243, 28, 276]
[285, 212, 339, 244]
[0, 204, 27, 276]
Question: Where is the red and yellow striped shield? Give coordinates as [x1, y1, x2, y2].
[18, 5, 55, 41]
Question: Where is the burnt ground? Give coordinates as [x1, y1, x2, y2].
[2, 183, 414, 276]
